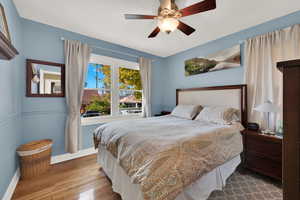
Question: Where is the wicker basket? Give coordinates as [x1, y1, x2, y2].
[17, 139, 53, 180]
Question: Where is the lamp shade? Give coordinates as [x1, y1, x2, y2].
[254, 100, 280, 113]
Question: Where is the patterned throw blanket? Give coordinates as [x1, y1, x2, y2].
[94, 116, 243, 200]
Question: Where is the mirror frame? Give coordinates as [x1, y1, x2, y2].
[26, 59, 65, 97]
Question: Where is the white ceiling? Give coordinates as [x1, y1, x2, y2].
[13, 0, 300, 57]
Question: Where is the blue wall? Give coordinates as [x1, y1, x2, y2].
[0, 0, 24, 198]
[21, 19, 163, 156]
[160, 11, 300, 111]
[18, 10, 300, 157]
[1, 2, 300, 197]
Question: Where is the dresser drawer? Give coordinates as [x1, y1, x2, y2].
[246, 152, 282, 180]
[246, 134, 282, 162]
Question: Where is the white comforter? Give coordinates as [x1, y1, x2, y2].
[94, 115, 244, 200]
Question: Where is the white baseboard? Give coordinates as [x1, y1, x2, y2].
[2, 168, 20, 200]
[51, 148, 97, 164]
[2, 148, 96, 200]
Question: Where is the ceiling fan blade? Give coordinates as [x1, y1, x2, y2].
[148, 27, 160, 38]
[160, 0, 172, 10]
[177, 21, 196, 35]
[124, 14, 156, 20]
[180, 0, 216, 17]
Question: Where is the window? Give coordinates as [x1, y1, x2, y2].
[119, 67, 142, 116]
[81, 64, 111, 118]
[81, 55, 142, 122]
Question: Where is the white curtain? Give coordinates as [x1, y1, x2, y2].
[139, 57, 152, 117]
[64, 40, 92, 153]
[245, 24, 300, 130]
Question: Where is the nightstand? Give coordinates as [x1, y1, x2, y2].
[242, 129, 282, 181]
[154, 111, 171, 117]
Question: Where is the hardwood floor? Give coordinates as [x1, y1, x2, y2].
[12, 154, 121, 200]
[13, 154, 282, 200]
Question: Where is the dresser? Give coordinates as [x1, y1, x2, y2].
[277, 59, 300, 199]
[242, 129, 282, 181]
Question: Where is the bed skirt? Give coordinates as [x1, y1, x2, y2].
[98, 145, 241, 200]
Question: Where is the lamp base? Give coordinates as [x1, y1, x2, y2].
[261, 129, 276, 136]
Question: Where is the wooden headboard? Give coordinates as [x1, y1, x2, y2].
[176, 85, 248, 126]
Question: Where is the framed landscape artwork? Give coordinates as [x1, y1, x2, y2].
[185, 45, 241, 76]
[0, 3, 10, 42]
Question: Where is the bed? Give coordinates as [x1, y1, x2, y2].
[94, 84, 247, 200]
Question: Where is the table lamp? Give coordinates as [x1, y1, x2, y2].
[254, 100, 280, 135]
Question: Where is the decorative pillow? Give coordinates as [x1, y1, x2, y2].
[195, 106, 239, 125]
[171, 105, 203, 120]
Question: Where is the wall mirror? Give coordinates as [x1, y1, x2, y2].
[26, 59, 65, 97]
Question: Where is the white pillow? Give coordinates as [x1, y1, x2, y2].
[171, 105, 202, 120]
[195, 106, 239, 125]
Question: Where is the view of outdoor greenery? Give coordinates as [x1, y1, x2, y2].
[119, 67, 142, 115]
[119, 67, 142, 100]
[119, 67, 142, 90]
[85, 92, 111, 115]
[81, 63, 142, 118]
[97, 64, 111, 89]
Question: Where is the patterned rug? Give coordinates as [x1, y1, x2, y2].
[208, 169, 282, 200]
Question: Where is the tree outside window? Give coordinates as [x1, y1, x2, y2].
[81, 63, 142, 118]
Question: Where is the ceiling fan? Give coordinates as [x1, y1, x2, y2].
[124, 0, 216, 38]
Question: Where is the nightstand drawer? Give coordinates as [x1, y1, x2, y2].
[246, 152, 282, 180]
[242, 130, 282, 181]
[246, 135, 282, 161]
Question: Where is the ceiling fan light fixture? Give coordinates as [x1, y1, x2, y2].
[125, 0, 217, 38]
[157, 17, 179, 34]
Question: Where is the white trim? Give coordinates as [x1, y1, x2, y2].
[40, 69, 61, 76]
[50, 148, 97, 164]
[39, 69, 44, 93]
[111, 65, 119, 116]
[1, 149, 97, 200]
[2, 168, 20, 200]
[119, 89, 142, 92]
[90, 54, 139, 70]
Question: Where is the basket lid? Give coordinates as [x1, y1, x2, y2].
[17, 139, 53, 152]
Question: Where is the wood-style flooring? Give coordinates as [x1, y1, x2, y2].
[12, 154, 282, 200]
[12, 154, 121, 200]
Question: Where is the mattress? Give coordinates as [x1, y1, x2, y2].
[98, 145, 241, 200]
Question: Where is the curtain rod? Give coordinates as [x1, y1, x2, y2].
[60, 37, 156, 62]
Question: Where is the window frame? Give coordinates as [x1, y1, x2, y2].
[81, 54, 143, 126]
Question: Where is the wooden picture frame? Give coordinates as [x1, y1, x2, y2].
[0, 3, 18, 60]
[26, 59, 65, 98]
[0, 3, 10, 42]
